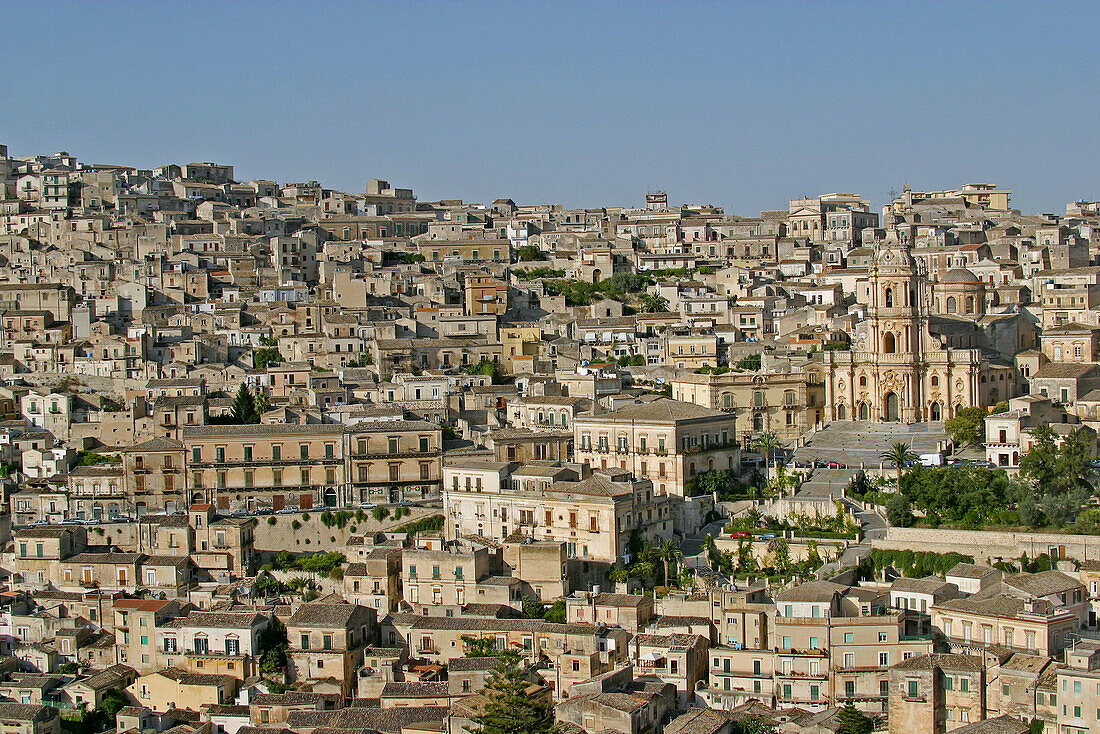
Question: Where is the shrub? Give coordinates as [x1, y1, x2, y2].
[291, 520, 301, 530]
[267, 517, 277, 526]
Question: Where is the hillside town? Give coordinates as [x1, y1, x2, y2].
[0, 143, 1099, 734]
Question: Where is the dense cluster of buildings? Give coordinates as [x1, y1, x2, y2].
[0, 144, 1097, 732]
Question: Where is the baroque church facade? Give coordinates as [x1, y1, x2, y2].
[819, 239, 988, 423]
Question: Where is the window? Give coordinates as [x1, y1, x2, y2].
[879, 652, 889, 666]
[907, 680, 918, 698]
[300, 634, 310, 650]
[844, 632, 853, 643]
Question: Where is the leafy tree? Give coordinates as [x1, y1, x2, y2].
[835, 704, 873, 734]
[945, 406, 986, 447]
[522, 598, 546, 619]
[464, 357, 506, 384]
[515, 245, 547, 262]
[461, 635, 504, 658]
[639, 293, 670, 313]
[768, 537, 792, 574]
[371, 506, 390, 521]
[542, 600, 566, 623]
[98, 688, 130, 718]
[886, 493, 915, 527]
[736, 537, 756, 573]
[882, 442, 918, 489]
[231, 383, 260, 424]
[1077, 507, 1100, 535]
[804, 539, 822, 569]
[253, 346, 283, 369]
[258, 617, 288, 675]
[736, 353, 762, 371]
[1020, 426, 1096, 527]
[731, 717, 776, 734]
[470, 652, 557, 734]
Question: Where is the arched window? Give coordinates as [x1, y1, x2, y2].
[931, 375, 939, 387]
[965, 296, 974, 313]
[722, 394, 733, 409]
[753, 391, 764, 408]
[859, 375, 868, 387]
[885, 288, 894, 307]
[883, 332, 896, 354]
[947, 296, 957, 314]
[753, 414, 763, 431]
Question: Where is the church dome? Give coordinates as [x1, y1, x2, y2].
[942, 268, 980, 284]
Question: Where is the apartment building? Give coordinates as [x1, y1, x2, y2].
[444, 463, 670, 564]
[157, 610, 268, 679]
[401, 536, 498, 612]
[573, 398, 739, 500]
[286, 599, 377, 698]
[932, 571, 1088, 659]
[888, 653, 986, 733]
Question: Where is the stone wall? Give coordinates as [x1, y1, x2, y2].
[875, 526, 1100, 564]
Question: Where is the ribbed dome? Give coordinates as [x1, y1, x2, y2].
[942, 268, 979, 284]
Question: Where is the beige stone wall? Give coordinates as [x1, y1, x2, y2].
[876, 527, 1100, 564]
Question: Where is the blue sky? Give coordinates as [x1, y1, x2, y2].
[3, 1, 1097, 215]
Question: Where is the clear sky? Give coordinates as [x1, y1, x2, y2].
[4, 1, 1098, 216]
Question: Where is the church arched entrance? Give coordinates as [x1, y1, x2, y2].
[884, 392, 900, 422]
[930, 402, 941, 421]
[858, 402, 869, 421]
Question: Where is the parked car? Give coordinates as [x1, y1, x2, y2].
[729, 531, 749, 538]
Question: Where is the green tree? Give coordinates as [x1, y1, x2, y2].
[98, 688, 131, 718]
[655, 538, 682, 587]
[886, 492, 915, 527]
[542, 600, 566, 623]
[515, 245, 547, 262]
[945, 406, 986, 447]
[736, 353, 762, 371]
[736, 537, 756, 573]
[731, 717, 776, 734]
[258, 617, 288, 675]
[232, 383, 259, 424]
[805, 539, 822, 569]
[835, 704, 873, 734]
[639, 293, 670, 313]
[470, 652, 557, 734]
[1077, 507, 1100, 535]
[752, 432, 785, 469]
[253, 346, 283, 369]
[462, 635, 504, 658]
[881, 442, 919, 489]
[768, 537, 792, 574]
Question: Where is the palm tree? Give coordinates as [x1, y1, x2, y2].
[752, 432, 785, 468]
[655, 538, 682, 587]
[639, 293, 670, 313]
[881, 442, 919, 490]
